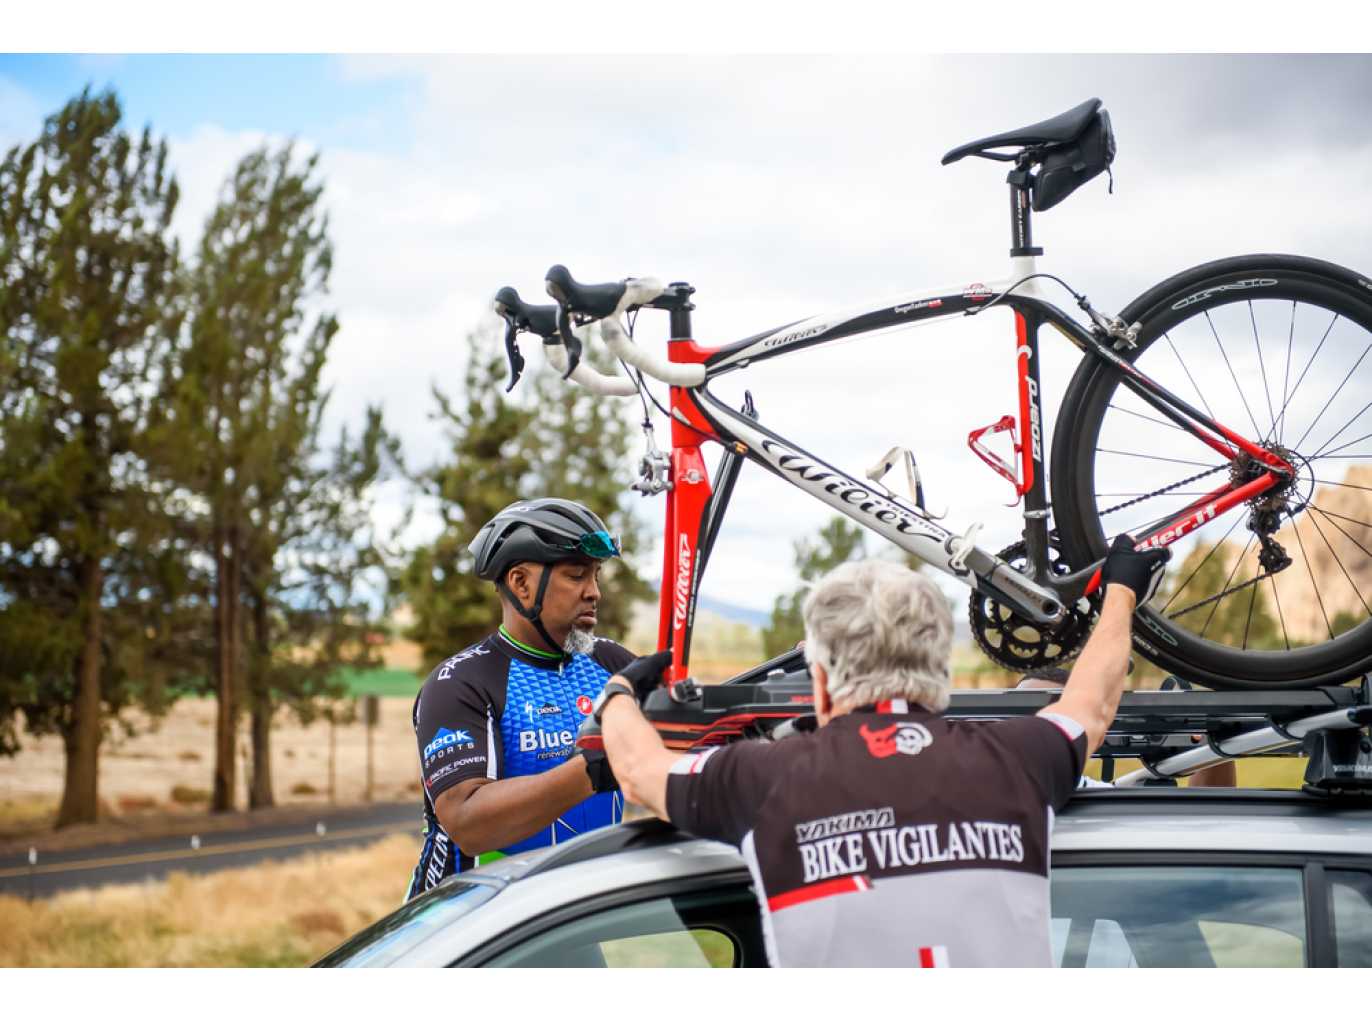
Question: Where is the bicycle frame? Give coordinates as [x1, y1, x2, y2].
[651, 254, 1293, 684]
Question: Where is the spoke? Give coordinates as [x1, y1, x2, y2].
[1199, 535, 1256, 639]
[1315, 455, 1372, 460]
[1306, 510, 1372, 619]
[1242, 560, 1260, 650]
[1294, 343, 1372, 451]
[1268, 573, 1292, 651]
[1314, 478, 1372, 494]
[1250, 301, 1277, 438]
[1205, 309, 1262, 439]
[1162, 512, 1245, 613]
[1106, 403, 1188, 434]
[1165, 332, 1217, 422]
[1279, 301, 1295, 445]
[1290, 517, 1335, 641]
[1310, 504, 1372, 534]
[1310, 401, 1372, 459]
[1095, 448, 1222, 469]
[1318, 429, 1372, 459]
[1269, 312, 1338, 443]
[1309, 507, 1372, 561]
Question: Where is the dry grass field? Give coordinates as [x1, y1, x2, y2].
[0, 696, 426, 845]
[0, 833, 418, 967]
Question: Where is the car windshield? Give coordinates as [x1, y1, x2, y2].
[314, 880, 502, 967]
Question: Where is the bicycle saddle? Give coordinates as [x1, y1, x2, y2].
[940, 98, 1102, 165]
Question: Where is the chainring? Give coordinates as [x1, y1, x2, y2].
[969, 540, 1096, 672]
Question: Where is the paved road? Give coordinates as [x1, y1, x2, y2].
[0, 802, 423, 899]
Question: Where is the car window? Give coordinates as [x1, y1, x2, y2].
[1329, 870, 1372, 968]
[315, 880, 501, 967]
[1051, 866, 1306, 967]
[484, 885, 762, 968]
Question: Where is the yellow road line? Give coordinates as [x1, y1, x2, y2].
[0, 821, 412, 880]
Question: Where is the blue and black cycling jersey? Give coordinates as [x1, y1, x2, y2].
[406, 628, 634, 900]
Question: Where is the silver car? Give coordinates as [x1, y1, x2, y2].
[316, 786, 1372, 968]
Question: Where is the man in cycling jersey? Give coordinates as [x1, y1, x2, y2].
[597, 535, 1168, 966]
[405, 498, 635, 900]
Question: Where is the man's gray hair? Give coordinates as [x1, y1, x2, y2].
[801, 559, 953, 712]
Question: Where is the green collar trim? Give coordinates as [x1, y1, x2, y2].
[499, 625, 564, 660]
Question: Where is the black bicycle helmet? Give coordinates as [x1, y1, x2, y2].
[469, 498, 621, 655]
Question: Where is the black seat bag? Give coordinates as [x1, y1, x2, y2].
[1031, 110, 1116, 212]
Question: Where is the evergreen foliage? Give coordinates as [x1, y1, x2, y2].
[761, 516, 868, 658]
[397, 324, 651, 665]
[0, 88, 184, 825]
[147, 143, 393, 810]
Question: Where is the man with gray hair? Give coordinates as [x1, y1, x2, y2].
[598, 536, 1168, 966]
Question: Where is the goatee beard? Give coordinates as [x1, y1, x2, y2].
[563, 626, 595, 656]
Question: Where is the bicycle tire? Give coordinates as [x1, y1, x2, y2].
[1051, 253, 1372, 689]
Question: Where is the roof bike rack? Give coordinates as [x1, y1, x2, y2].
[642, 664, 1372, 793]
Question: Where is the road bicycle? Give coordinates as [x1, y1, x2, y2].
[493, 98, 1372, 691]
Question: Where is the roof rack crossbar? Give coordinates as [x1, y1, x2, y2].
[1115, 705, 1367, 786]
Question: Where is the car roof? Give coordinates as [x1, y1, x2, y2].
[346, 790, 1370, 966]
[484, 788, 1372, 886]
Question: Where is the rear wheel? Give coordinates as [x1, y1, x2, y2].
[1051, 254, 1372, 689]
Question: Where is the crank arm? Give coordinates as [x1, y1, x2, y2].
[964, 546, 1066, 626]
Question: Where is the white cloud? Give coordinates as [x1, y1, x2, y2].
[10, 55, 1372, 634]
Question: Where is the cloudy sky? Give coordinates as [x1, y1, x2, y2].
[3, 48, 1370, 619]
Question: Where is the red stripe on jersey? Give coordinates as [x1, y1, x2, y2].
[767, 874, 870, 912]
[917, 945, 949, 967]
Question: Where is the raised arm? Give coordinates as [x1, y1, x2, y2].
[1043, 535, 1170, 755]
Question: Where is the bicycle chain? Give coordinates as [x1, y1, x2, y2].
[1096, 464, 1227, 519]
[1096, 463, 1289, 621]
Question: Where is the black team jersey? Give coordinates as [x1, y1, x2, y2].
[665, 697, 1087, 967]
[405, 629, 634, 900]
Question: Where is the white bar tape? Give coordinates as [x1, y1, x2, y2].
[600, 315, 706, 387]
[542, 334, 639, 397]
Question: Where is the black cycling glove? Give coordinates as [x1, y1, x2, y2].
[580, 748, 619, 794]
[1101, 533, 1171, 604]
[616, 649, 674, 703]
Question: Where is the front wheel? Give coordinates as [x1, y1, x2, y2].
[1051, 254, 1372, 689]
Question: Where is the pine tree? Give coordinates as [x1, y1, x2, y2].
[0, 88, 182, 825]
[147, 143, 341, 811]
[240, 405, 398, 807]
[397, 323, 651, 665]
[397, 325, 535, 663]
[761, 516, 869, 658]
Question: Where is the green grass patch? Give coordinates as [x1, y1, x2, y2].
[335, 667, 423, 697]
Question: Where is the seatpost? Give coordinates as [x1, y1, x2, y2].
[1006, 153, 1043, 258]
